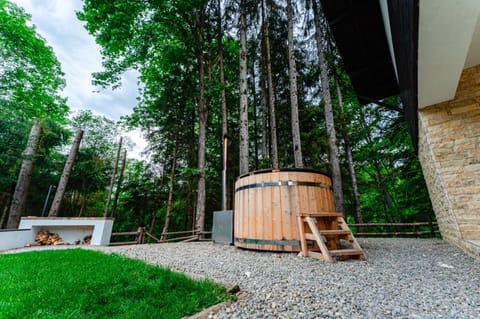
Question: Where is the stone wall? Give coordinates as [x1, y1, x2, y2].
[419, 65, 480, 255]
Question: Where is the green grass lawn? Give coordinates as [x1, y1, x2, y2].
[0, 249, 229, 319]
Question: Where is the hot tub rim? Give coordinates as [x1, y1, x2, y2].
[237, 167, 330, 180]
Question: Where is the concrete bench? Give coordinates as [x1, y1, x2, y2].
[0, 217, 114, 251]
[18, 217, 114, 246]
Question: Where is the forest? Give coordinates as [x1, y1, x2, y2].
[0, 0, 435, 237]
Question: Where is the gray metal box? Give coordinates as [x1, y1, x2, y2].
[212, 210, 233, 244]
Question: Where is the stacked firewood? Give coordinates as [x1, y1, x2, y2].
[24, 230, 70, 247]
[83, 235, 92, 245]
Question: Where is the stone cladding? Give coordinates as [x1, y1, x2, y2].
[419, 65, 480, 256]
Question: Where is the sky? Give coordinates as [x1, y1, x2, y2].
[11, 0, 147, 159]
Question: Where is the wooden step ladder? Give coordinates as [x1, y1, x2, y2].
[297, 212, 365, 262]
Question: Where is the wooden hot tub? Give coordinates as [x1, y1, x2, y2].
[234, 168, 335, 251]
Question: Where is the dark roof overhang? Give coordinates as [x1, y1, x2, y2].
[320, 0, 419, 149]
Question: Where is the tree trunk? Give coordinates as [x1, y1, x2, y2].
[1, 203, 9, 229]
[250, 50, 259, 170]
[336, 79, 363, 227]
[260, 54, 269, 160]
[186, 182, 194, 231]
[287, 0, 303, 168]
[195, 6, 208, 234]
[104, 136, 122, 217]
[262, 0, 278, 169]
[239, 0, 249, 175]
[359, 111, 398, 223]
[161, 143, 178, 240]
[150, 154, 169, 236]
[49, 129, 84, 217]
[374, 160, 397, 222]
[148, 214, 156, 240]
[111, 149, 127, 217]
[70, 190, 75, 212]
[312, 0, 344, 213]
[345, 139, 363, 223]
[7, 123, 42, 229]
[78, 194, 87, 217]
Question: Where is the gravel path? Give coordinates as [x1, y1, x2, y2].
[84, 238, 480, 319]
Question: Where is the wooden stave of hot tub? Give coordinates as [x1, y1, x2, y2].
[234, 168, 335, 252]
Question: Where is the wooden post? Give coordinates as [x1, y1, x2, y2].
[104, 137, 122, 217]
[49, 130, 84, 217]
[136, 227, 145, 244]
[222, 135, 229, 211]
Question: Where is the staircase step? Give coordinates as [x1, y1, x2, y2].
[298, 212, 343, 218]
[298, 215, 365, 262]
[305, 233, 317, 241]
[319, 230, 351, 238]
[329, 249, 364, 257]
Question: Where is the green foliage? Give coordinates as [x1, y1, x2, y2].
[0, 0, 436, 235]
[0, 114, 30, 195]
[70, 110, 119, 158]
[78, 0, 242, 232]
[333, 77, 434, 224]
[114, 160, 164, 231]
[0, 113, 71, 217]
[75, 0, 435, 234]
[52, 110, 124, 217]
[0, 109, 123, 219]
[0, 249, 229, 318]
[0, 0, 68, 122]
[0, 1, 70, 221]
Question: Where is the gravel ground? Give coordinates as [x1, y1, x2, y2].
[5, 238, 480, 318]
[86, 238, 480, 319]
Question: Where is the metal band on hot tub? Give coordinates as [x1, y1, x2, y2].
[234, 237, 300, 246]
[235, 181, 332, 192]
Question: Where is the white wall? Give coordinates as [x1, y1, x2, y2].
[0, 229, 34, 251]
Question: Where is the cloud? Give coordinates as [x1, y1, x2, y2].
[124, 128, 149, 161]
[11, 0, 146, 158]
[12, 0, 139, 121]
